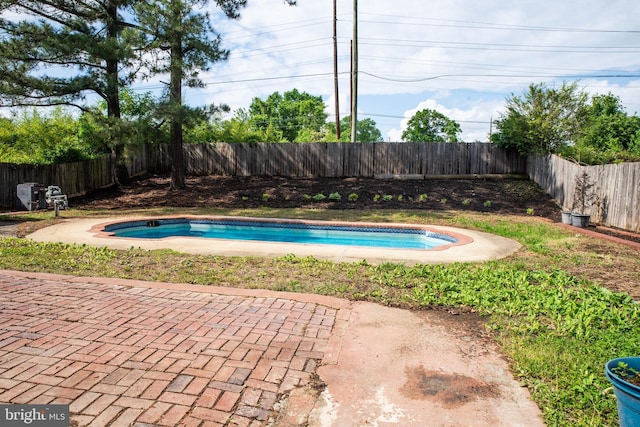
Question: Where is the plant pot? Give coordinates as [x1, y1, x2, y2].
[606, 357, 640, 427]
[561, 211, 573, 225]
[571, 213, 590, 228]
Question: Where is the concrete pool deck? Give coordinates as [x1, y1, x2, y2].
[27, 216, 521, 264]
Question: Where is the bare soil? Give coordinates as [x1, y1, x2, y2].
[76, 174, 562, 218]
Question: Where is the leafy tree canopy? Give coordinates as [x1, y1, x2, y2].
[187, 108, 285, 143]
[325, 116, 383, 142]
[493, 83, 640, 163]
[79, 90, 169, 151]
[579, 93, 640, 152]
[491, 82, 589, 155]
[560, 93, 640, 164]
[401, 108, 461, 142]
[249, 89, 328, 142]
[0, 107, 98, 164]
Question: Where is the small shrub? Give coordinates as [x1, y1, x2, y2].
[374, 195, 381, 202]
[462, 199, 471, 206]
[612, 362, 640, 387]
[262, 193, 270, 202]
[348, 193, 358, 202]
[397, 195, 404, 202]
[382, 194, 393, 202]
[312, 193, 326, 201]
[483, 200, 492, 208]
[440, 198, 447, 205]
[573, 170, 595, 214]
[328, 192, 342, 201]
[527, 208, 535, 215]
[303, 194, 312, 200]
[418, 194, 428, 202]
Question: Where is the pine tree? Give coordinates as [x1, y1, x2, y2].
[0, 0, 142, 182]
[134, 0, 295, 189]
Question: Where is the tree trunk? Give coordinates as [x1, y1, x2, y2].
[106, 0, 129, 186]
[169, 29, 185, 190]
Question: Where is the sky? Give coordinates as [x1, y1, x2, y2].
[160, 0, 640, 142]
[5, 1, 639, 142]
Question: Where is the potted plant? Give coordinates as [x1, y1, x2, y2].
[605, 357, 640, 427]
[571, 170, 595, 228]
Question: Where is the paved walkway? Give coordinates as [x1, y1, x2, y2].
[0, 271, 348, 426]
[0, 270, 544, 427]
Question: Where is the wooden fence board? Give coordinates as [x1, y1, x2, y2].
[324, 143, 340, 177]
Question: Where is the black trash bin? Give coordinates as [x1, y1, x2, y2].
[16, 183, 47, 211]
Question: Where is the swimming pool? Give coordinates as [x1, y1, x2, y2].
[28, 216, 521, 264]
[103, 217, 458, 250]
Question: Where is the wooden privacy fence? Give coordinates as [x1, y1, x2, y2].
[1, 142, 524, 209]
[0, 156, 113, 209]
[164, 142, 527, 177]
[528, 155, 640, 232]
[0, 145, 151, 209]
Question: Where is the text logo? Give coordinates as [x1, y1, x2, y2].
[1, 405, 69, 427]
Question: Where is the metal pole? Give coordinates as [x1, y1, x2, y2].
[350, 0, 358, 143]
[333, 0, 340, 139]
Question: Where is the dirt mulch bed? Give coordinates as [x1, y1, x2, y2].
[75, 175, 562, 217]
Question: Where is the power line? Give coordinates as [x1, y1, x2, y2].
[124, 8, 640, 118]
[358, 12, 640, 34]
[356, 37, 640, 53]
[221, 16, 334, 41]
[358, 54, 629, 76]
[360, 71, 640, 83]
[362, 112, 488, 125]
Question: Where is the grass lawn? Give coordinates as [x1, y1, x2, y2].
[1, 207, 639, 426]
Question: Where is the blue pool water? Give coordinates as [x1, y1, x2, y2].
[105, 219, 458, 250]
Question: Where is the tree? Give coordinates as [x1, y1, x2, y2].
[401, 109, 461, 142]
[356, 118, 384, 142]
[0, 108, 95, 164]
[0, 0, 138, 115]
[189, 109, 284, 143]
[492, 82, 589, 155]
[249, 89, 327, 142]
[135, 0, 295, 189]
[79, 90, 169, 152]
[0, 0, 144, 182]
[580, 94, 640, 152]
[554, 93, 640, 164]
[327, 116, 383, 142]
[134, 0, 227, 189]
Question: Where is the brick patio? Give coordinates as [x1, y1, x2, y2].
[0, 271, 347, 426]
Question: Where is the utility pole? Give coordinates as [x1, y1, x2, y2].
[489, 116, 493, 141]
[333, 0, 340, 139]
[350, 0, 358, 143]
